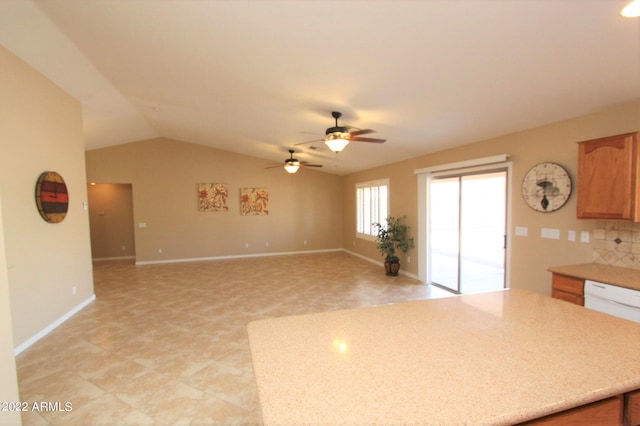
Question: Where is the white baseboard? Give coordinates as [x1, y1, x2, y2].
[14, 294, 96, 356]
[92, 256, 136, 262]
[343, 249, 383, 266]
[341, 249, 420, 281]
[137, 247, 423, 281]
[134, 248, 343, 266]
[13, 250, 419, 355]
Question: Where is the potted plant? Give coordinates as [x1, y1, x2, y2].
[373, 215, 415, 276]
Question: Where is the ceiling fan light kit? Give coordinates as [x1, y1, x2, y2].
[324, 132, 350, 153]
[266, 149, 321, 174]
[284, 160, 300, 174]
[621, 0, 640, 17]
[295, 110, 386, 153]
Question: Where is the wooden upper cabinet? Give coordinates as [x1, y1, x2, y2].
[577, 132, 640, 221]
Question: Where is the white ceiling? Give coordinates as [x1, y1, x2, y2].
[1, 1, 639, 175]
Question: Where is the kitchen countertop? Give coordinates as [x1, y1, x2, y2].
[548, 263, 640, 291]
[247, 289, 640, 425]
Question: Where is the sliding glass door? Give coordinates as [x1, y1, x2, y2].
[429, 170, 507, 294]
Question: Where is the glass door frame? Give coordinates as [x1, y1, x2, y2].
[429, 169, 508, 293]
[415, 157, 512, 291]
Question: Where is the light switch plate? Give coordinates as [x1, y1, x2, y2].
[515, 226, 528, 237]
[568, 230, 576, 241]
[581, 231, 590, 243]
[541, 228, 560, 239]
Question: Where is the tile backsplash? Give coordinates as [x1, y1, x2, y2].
[592, 221, 640, 269]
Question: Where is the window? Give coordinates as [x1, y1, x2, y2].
[356, 179, 389, 240]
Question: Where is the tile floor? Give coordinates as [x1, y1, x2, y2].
[15, 252, 451, 425]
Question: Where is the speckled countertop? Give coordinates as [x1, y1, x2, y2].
[247, 289, 640, 425]
[548, 263, 640, 291]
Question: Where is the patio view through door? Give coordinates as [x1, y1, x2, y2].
[429, 170, 507, 294]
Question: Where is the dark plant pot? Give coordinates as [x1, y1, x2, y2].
[384, 260, 400, 276]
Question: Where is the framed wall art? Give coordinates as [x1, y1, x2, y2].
[198, 183, 229, 212]
[240, 187, 269, 215]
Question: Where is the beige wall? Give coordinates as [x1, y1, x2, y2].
[344, 100, 640, 294]
[1, 27, 637, 421]
[85, 138, 343, 263]
[84, 101, 640, 292]
[87, 184, 136, 260]
[0, 197, 21, 425]
[0, 46, 94, 348]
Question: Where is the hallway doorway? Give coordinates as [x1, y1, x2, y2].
[87, 183, 136, 261]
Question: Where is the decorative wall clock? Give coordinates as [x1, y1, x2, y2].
[522, 162, 572, 212]
[35, 171, 69, 223]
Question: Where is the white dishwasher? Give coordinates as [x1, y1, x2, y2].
[584, 280, 640, 323]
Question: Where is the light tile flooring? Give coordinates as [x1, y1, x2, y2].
[16, 252, 451, 425]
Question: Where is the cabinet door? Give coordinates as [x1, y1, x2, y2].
[551, 289, 584, 306]
[552, 273, 584, 294]
[551, 274, 584, 306]
[625, 389, 640, 426]
[577, 132, 639, 221]
[518, 396, 623, 425]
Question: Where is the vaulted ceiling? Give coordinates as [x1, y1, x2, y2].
[1, 1, 639, 174]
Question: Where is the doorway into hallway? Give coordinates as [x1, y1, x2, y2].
[87, 183, 136, 261]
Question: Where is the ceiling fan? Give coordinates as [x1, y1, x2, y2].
[265, 149, 322, 174]
[296, 111, 386, 153]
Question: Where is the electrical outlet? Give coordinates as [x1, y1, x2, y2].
[515, 226, 528, 237]
[568, 230, 576, 242]
[581, 231, 590, 243]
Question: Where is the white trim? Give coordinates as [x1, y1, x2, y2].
[342, 249, 420, 280]
[417, 160, 512, 289]
[414, 154, 510, 175]
[355, 178, 389, 188]
[417, 172, 428, 283]
[14, 294, 96, 355]
[430, 163, 512, 179]
[135, 248, 342, 266]
[505, 165, 513, 289]
[135, 248, 421, 281]
[92, 256, 136, 262]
